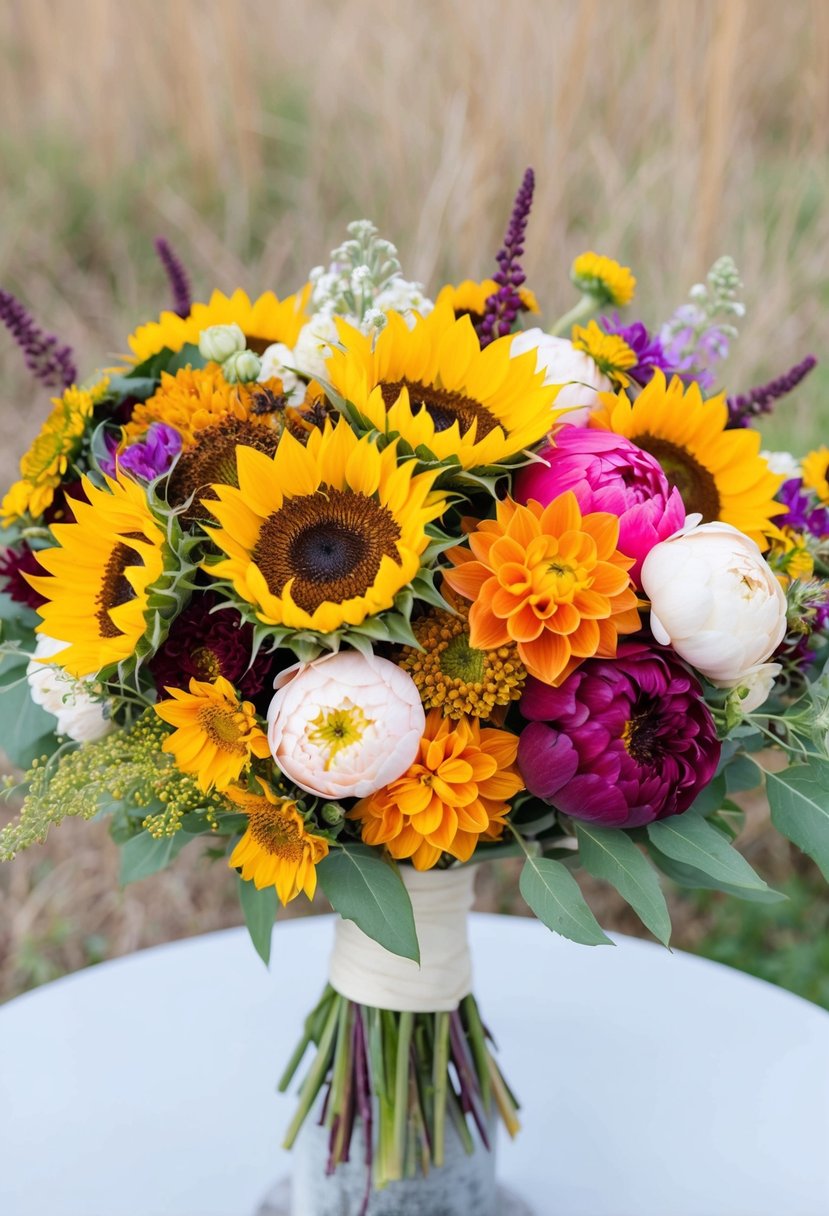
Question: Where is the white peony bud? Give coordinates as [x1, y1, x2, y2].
[640, 521, 787, 685]
[510, 328, 612, 426]
[222, 349, 262, 384]
[716, 661, 782, 714]
[198, 323, 246, 364]
[27, 635, 114, 743]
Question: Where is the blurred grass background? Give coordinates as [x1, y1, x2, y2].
[1, 0, 829, 1005]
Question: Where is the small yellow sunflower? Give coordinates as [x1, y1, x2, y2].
[571, 321, 637, 387]
[27, 473, 166, 677]
[227, 782, 329, 903]
[766, 528, 815, 587]
[1, 380, 109, 525]
[399, 597, 526, 720]
[591, 371, 783, 549]
[435, 279, 539, 322]
[801, 447, 829, 502]
[202, 418, 448, 635]
[121, 365, 286, 448]
[571, 252, 636, 308]
[325, 305, 561, 471]
[154, 675, 270, 792]
[125, 287, 311, 365]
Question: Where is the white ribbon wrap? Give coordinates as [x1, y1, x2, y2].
[328, 866, 477, 1012]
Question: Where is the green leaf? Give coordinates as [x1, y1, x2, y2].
[647, 843, 786, 903]
[0, 658, 58, 769]
[647, 816, 769, 891]
[684, 773, 727, 817]
[519, 855, 612, 946]
[317, 846, 420, 962]
[238, 876, 278, 965]
[724, 755, 763, 794]
[119, 830, 195, 885]
[576, 824, 671, 945]
[767, 761, 829, 882]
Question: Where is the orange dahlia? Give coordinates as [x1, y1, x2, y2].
[350, 709, 523, 871]
[443, 491, 640, 686]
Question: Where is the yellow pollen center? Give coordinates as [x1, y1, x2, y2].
[308, 705, 373, 768]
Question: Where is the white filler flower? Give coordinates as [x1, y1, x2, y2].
[26, 634, 114, 742]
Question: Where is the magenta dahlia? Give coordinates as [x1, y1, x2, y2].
[148, 592, 272, 698]
[514, 426, 685, 585]
[517, 644, 721, 828]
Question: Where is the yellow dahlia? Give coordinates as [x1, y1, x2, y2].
[121, 365, 286, 448]
[202, 418, 447, 635]
[443, 492, 640, 687]
[571, 321, 636, 388]
[399, 597, 526, 720]
[27, 473, 166, 677]
[435, 279, 539, 322]
[1, 380, 108, 525]
[350, 709, 524, 870]
[125, 287, 311, 365]
[591, 371, 783, 548]
[571, 252, 636, 308]
[228, 782, 329, 903]
[801, 447, 829, 501]
[155, 675, 270, 792]
[325, 305, 562, 471]
[766, 528, 815, 587]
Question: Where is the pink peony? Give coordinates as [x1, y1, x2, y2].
[514, 425, 685, 585]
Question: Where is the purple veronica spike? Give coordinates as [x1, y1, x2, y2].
[0, 289, 77, 390]
[727, 355, 817, 428]
[154, 236, 192, 319]
[477, 168, 535, 348]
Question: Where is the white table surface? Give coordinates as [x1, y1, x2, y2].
[1, 914, 828, 1216]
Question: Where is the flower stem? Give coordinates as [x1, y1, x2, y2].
[431, 1011, 451, 1167]
[282, 994, 341, 1149]
[549, 294, 596, 337]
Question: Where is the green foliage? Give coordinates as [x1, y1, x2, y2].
[519, 855, 612, 946]
[237, 875, 278, 965]
[317, 845, 419, 962]
[118, 830, 198, 885]
[647, 815, 771, 893]
[767, 760, 829, 882]
[576, 823, 671, 946]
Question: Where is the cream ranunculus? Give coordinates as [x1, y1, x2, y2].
[640, 521, 787, 684]
[267, 650, 425, 800]
[510, 328, 612, 426]
[26, 634, 114, 742]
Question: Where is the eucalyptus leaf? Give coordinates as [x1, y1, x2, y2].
[576, 824, 671, 946]
[519, 855, 612, 946]
[238, 876, 278, 965]
[647, 816, 769, 892]
[317, 846, 420, 962]
[767, 761, 829, 882]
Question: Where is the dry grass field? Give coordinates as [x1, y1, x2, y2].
[2, 0, 829, 1004]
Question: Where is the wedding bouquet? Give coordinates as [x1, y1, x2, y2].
[2, 169, 828, 1209]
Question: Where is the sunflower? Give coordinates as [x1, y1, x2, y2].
[125, 287, 311, 365]
[167, 415, 282, 523]
[443, 491, 640, 686]
[591, 371, 783, 548]
[1, 380, 108, 525]
[571, 252, 636, 308]
[227, 782, 329, 903]
[435, 279, 539, 323]
[399, 595, 526, 720]
[27, 473, 167, 677]
[350, 709, 524, 870]
[202, 418, 447, 635]
[121, 365, 287, 448]
[801, 447, 829, 502]
[325, 305, 561, 472]
[571, 321, 636, 387]
[154, 675, 270, 792]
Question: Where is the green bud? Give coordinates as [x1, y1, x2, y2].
[222, 349, 262, 384]
[321, 802, 345, 826]
[198, 323, 246, 364]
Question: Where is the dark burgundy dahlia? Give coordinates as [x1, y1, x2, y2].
[518, 644, 720, 828]
[149, 592, 271, 698]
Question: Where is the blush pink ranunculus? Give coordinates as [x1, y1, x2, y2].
[267, 650, 425, 800]
[514, 425, 686, 585]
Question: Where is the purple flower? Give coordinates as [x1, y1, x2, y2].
[0, 289, 76, 390]
[149, 591, 272, 699]
[726, 356, 817, 428]
[0, 544, 47, 610]
[518, 644, 721, 828]
[777, 478, 829, 539]
[101, 423, 182, 481]
[602, 315, 672, 385]
[154, 236, 192, 319]
[477, 168, 535, 347]
[659, 305, 731, 391]
[514, 426, 686, 585]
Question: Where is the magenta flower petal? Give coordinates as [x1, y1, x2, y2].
[517, 643, 721, 828]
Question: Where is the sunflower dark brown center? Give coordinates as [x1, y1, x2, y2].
[630, 433, 721, 520]
[96, 541, 141, 639]
[169, 420, 281, 523]
[380, 377, 500, 439]
[253, 488, 402, 613]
